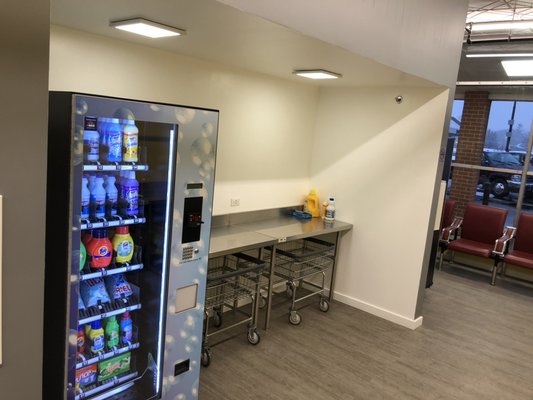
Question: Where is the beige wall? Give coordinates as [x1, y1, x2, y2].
[0, 0, 49, 397]
[310, 86, 449, 327]
[49, 25, 319, 214]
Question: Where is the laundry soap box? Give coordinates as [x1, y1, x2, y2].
[98, 352, 131, 382]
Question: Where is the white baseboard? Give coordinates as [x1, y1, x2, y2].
[333, 291, 423, 330]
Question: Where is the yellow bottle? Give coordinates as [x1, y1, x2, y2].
[89, 320, 105, 354]
[305, 189, 320, 218]
[321, 201, 328, 219]
[112, 226, 134, 264]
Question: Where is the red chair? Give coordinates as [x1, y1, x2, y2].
[497, 212, 533, 284]
[441, 198, 457, 230]
[439, 203, 509, 285]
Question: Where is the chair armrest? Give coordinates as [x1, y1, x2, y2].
[493, 226, 516, 256]
[441, 217, 463, 243]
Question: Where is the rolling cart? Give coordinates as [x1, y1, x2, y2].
[201, 253, 265, 367]
[267, 237, 335, 325]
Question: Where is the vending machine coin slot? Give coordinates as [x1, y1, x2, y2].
[182, 197, 203, 244]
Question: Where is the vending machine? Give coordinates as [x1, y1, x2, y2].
[44, 93, 218, 400]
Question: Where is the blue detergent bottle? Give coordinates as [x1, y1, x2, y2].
[106, 118, 122, 162]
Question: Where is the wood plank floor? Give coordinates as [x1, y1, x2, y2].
[199, 268, 533, 400]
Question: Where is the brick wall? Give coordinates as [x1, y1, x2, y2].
[449, 91, 490, 217]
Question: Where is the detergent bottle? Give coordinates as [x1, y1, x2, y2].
[305, 189, 320, 218]
[80, 242, 87, 271]
[91, 176, 106, 219]
[81, 176, 90, 220]
[106, 118, 123, 162]
[86, 229, 113, 269]
[77, 325, 86, 357]
[83, 116, 99, 162]
[120, 312, 133, 345]
[321, 200, 328, 219]
[325, 197, 336, 222]
[112, 226, 134, 264]
[122, 119, 139, 163]
[89, 320, 105, 354]
[105, 175, 118, 217]
[105, 316, 120, 349]
[121, 171, 139, 216]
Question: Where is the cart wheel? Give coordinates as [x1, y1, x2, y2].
[289, 311, 302, 325]
[213, 311, 223, 328]
[201, 347, 212, 367]
[319, 298, 330, 312]
[286, 284, 293, 298]
[247, 329, 261, 345]
[258, 295, 267, 309]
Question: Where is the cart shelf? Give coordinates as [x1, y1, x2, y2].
[202, 253, 265, 366]
[206, 254, 265, 308]
[261, 237, 335, 326]
[273, 237, 335, 280]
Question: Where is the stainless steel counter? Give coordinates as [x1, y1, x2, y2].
[209, 216, 352, 257]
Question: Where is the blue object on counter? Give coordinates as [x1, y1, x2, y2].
[292, 210, 312, 220]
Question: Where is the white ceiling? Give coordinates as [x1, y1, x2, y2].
[50, 0, 436, 89]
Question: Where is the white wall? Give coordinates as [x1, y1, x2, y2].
[218, 0, 469, 87]
[49, 25, 318, 214]
[311, 86, 449, 327]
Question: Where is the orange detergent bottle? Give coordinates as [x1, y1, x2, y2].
[305, 189, 320, 218]
[86, 229, 113, 269]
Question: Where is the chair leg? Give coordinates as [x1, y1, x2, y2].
[438, 250, 444, 270]
[491, 261, 499, 286]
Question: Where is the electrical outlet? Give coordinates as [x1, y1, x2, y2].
[230, 198, 240, 207]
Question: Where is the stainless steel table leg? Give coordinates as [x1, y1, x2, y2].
[264, 245, 277, 330]
[252, 269, 261, 329]
[328, 232, 341, 303]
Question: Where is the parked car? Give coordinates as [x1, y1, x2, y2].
[507, 174, 533, 198]
[479, 151, 523, 199]
[507, 151, 533, 198]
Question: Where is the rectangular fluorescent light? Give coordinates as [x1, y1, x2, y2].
[470, 20, 533, 32]
[293, 69, 342, 80]
[501, 60, 533, 77]
[110, 18, 185, 38]
[466, 53, 533, 58]
[456, 80, 533, 86]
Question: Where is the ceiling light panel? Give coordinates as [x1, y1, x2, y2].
[501, 60, 533, 77]
[110, 18, 186, 38]
[466, 53, 533, 58]
[293, 69, 342, 80]
[469, 20, 533, 32]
